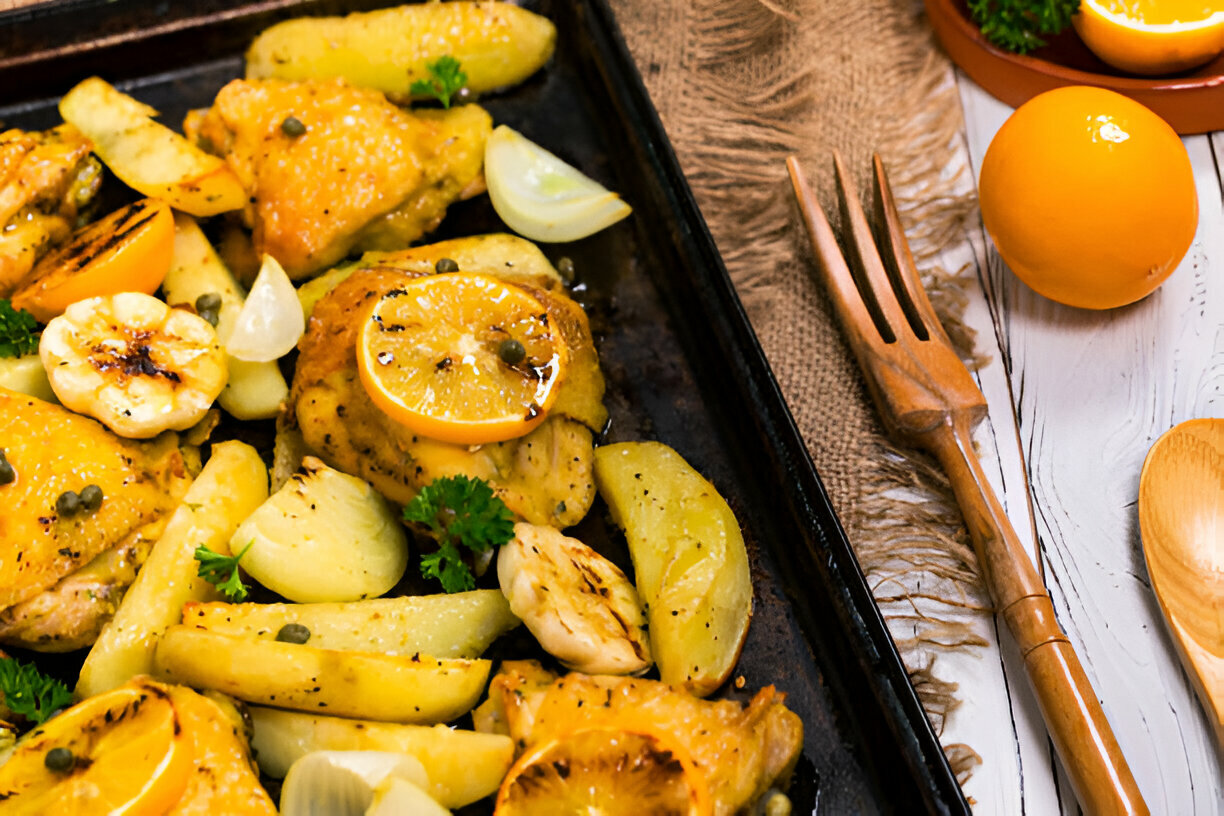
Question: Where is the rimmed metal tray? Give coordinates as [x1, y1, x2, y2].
[0, 1, 969, 812]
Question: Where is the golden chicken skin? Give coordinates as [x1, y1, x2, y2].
[0, 388, 196, 650]
[288, 236, 607, 528]
[0, 125, 101, 294]
[187, 78, 490, 279]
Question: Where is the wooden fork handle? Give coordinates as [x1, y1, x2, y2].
[925, 415, 1149, 816]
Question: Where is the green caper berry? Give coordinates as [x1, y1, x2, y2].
[79, 484, 104, 512]
[199, 308, 220, 327]
[275, 623, 311, 644]
[45, 747, 74, 773]
[195, 292, 222, 313]
[281, 116, 307, 137]
[0, 450, 13, 486]
[498, 338, 526, 365]
[434, 257, 459, 274]
[55, 490, 80, 517]
[557, 256, 575, 282]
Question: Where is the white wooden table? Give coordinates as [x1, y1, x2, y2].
[928, 74, 1224, 814]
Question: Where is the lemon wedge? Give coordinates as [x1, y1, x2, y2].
[1075, 0, 1224, 75]
[485, 125, 631, 242]
[224, 253, 305, 362]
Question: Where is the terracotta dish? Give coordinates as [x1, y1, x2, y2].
[925, 0, 1224, 134]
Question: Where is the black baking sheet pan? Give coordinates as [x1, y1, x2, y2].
[0, 1, 970, 812]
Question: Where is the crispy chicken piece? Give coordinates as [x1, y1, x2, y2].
[290, 247, 606, 527]
[476, 661, 804, 816]
[0, 389, 195, 649]
[0, 125, 101, 294]
[187, 78, 490, 279]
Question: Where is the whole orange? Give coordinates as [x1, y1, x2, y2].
[978, 86, 1198, 310]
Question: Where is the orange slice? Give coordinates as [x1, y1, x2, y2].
[357, 272, 568, 445]
[0, 678, 193, 815]
[495, 726, 712, 816]
[1075, 0, 1224, 75]
[11, 198, 174, 323]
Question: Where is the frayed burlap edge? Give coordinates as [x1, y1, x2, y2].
[609, 0, 991, 782]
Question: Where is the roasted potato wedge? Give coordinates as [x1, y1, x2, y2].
[58, 77, 246, 216]
[76, 440, 269, 698]
[593, 442, 753, 696]
[249, 706, 514, 808]
[153, 626, 491, 723]
[181, 590, 519, 658]
[246, 2, 556, 101]
[0, 354, 54, 402]
[164, 215, 288, 421]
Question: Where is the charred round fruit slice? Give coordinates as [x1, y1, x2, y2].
[494, 727, 712, 816]
[40, 292, 228, 438]
[357, 272, 568, 445]
[0, 679, 193, 815]
[11, 198, 174, 323]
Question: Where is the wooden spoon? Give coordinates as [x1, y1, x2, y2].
[1138, 418, 1224, 746]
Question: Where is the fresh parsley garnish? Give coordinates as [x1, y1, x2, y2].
[403, 475, 515, 593]
[0, 299, 39, 358]
[0, 657, 73, 725]
[968, 0, 1077, 54]
[194, 541, 253, 602]
[410, 56, 467, 109]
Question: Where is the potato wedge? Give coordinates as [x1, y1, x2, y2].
[59, 77, 245, 216]
[181, 590, 518, 658]
[233, 457, 409, 603]
[164, 215, 288, 420]
[249, 706, 514, 808]
[153, 626, 490, 723]
[246, 3, 556, 100]
[593, 442, 752, 696]
[0, 354, 54, 402]
[75, 440, 269, 698]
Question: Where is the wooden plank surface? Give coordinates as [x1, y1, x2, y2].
[947, 73, 1224, 813]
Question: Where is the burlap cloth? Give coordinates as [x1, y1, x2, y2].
[607, 0, 991, 783]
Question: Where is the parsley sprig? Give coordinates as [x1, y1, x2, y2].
[968, 0, 1078, 54]
[404, 475, 515, 593]
[0, 657, 73, 725]
[0, 299, 39, 358]
[410, 56, 468, 109]
[194, 541, 253, 602]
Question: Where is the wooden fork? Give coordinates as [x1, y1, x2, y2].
[787, 154, 1148, 816]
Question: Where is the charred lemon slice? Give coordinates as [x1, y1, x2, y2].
[357, 272, 568, 445]
[494, 727, 712, 816]
[0, 679, 193, 815]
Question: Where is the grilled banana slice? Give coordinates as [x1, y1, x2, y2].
[40, 292, 228, 438]
[497, 522, 651, 675]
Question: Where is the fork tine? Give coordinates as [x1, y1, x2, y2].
[786, 156, 880, 350]
[831, 152, 913, 343]
[871, 153, 950, 346]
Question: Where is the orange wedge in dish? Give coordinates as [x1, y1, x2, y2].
[357, 272, 568, 445]
[495, 727, 713, 816]
[1075, 0, 1224, 75]
[11, 198, 174, 323]
[0, 679, 193, 815]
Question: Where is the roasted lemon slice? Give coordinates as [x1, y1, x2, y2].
[495, 727, 712, 816]
[357, 272, 568, 445]
[0, 679, 193, 815]
[485, 125, 631, 243]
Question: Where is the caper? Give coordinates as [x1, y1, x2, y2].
[454, 86, 472, 104]
[198, 308, 219, 328]
[435, 257, 459, 274]
[557, 256, 575, 282]
[498, 338, 526, 365]
[195, 292, 222, 313]
[0, 450, 13, 486]
[55, 490, 80, 517]
[79, 484, 104, 512]
[281, 116, 307, 137]
[44, 747, 74, 773]
[275, 623, 311, 644]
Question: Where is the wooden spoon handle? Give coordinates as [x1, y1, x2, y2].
[926, 415, 1148, 816]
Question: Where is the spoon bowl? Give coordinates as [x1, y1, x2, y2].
[1139, 418, 1224, 745]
